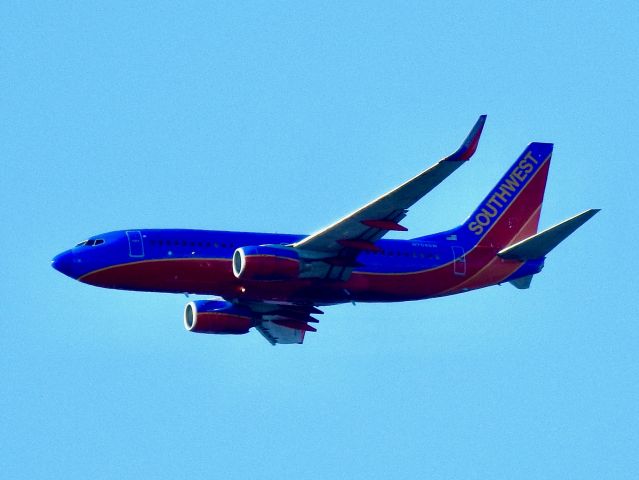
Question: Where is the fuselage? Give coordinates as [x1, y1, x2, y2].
[51, 228, 543, 305]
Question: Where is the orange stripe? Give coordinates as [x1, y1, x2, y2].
[440, 204, 542, 293]
[356, 154, 551, 277]
[464, 153, 551, 246]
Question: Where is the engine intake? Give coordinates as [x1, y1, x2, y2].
[184, 300, 253, 334]
[233, 245, 302, 281]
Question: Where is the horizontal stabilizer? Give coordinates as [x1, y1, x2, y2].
[510, 275, 534, 289]
[498, 209, 600, 261]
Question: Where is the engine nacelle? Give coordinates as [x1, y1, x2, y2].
[184, 300, 253, 334]
[233, 245, 302, 281]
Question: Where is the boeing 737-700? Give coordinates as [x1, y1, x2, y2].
[52, 116, 598, 344]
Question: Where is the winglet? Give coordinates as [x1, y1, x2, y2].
[498, 209, 600, 260]
[446, 114, 487, 162]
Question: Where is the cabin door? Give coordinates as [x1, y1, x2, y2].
[452, 246, 466, 276]
[126, 230, 145, 258]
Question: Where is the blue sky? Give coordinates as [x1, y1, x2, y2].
[2, 2, 638, 478]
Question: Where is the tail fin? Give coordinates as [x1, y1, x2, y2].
[462, 142, 553, 249]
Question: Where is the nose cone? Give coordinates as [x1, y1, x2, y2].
[52, 250, 76, 278]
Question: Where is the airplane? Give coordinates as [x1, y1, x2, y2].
[52, 115, 599, 345]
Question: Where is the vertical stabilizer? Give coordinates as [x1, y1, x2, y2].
[462, 142, 553, 249]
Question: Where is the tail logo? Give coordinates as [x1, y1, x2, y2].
[468, 151, 544, 236]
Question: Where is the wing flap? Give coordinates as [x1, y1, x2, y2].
[237, 301, 322, 345]
[255, 320, 308, 345]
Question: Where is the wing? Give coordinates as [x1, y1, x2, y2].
[291, 115, 486, 279]
[239, 300, 322, 345]
[293, 116, 486, 253]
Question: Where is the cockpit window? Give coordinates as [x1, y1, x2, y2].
[75, 239, 105, 247]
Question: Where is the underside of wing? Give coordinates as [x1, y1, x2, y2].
[239, 300, 322, 345]
[255, 321, 310, 345]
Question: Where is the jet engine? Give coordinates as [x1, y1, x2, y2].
[184, 300, 253, 334]
[232, 245, 302, 281]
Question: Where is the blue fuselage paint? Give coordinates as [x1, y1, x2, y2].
[51, 227, 536, 305]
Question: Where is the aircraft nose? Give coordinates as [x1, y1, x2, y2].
[51, 250, 75, 278]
